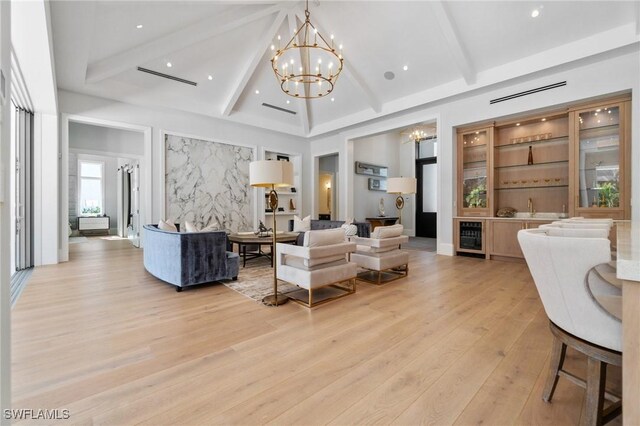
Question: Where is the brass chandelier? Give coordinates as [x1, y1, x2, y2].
[270, 0, 343, 99]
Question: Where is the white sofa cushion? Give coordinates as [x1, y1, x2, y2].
[283, 255, 346, 271]
[371, 224, 404, 239]
[356, 245, 396, 255]
[303, 228, 345, 247]
[352, 250, 409, 271]
[293, 215, 311, 232]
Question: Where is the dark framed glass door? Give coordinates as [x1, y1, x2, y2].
[416, 157, 437, 238]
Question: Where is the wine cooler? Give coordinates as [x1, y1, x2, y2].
[459, 221, 483, 251]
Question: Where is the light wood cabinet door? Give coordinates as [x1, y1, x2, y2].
[457, 127, 493, 217]
[489, 220, 525, 258]
[571, 99, 630, 219]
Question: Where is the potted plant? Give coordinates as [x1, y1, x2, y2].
[598, 181, 619, 207]
[465, 184, 487, 208]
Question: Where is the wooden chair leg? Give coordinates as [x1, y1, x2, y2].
[543, 336, 567, 402]
[582, 357, 606, 426]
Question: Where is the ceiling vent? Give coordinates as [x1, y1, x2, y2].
[262, 103, 296, 115]
[490, 81, 566, 105]
[136, 67, 197, 86]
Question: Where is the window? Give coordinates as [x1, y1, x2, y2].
[78, 160, 105, 216]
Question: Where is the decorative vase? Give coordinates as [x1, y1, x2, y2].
[378, 198, 385, 217]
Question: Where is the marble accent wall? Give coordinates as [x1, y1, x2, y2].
[165, 134, 253, 232]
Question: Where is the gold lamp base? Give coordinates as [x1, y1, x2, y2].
[262, 293, 289, 306]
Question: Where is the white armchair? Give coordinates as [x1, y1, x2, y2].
[351, 224, 409, 284]
[276, 228, 357, 308]
[518, 228, 621, 425]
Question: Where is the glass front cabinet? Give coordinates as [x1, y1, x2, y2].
[457, 127, 492, 216]
[571, 99, 631, 219]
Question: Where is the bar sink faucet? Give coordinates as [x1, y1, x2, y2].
[528, 198, 536, 217]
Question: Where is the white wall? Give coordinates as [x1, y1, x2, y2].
[58, 91, 310, 253]
[0, 0, 11, 417]
[309, 47, 640, 255]
[353, 133, 401, 222]
[33, 113, 58, 266]
[69, 122, 144, 156]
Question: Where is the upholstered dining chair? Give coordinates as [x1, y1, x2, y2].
[276, 228, 357, 308]
[518, 228, 621, 425]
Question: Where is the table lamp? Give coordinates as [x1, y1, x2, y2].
[250, 160, 294, 306]
[387, 177, 417, 225]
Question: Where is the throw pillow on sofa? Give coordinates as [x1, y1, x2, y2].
[185, 221, 199, 233]
[293, 215, 311, 232]
[341, 223, 358, 237]
[184, 221, 220, 233]
[201, 222, 220, 232]
[158, 219, 178, 232]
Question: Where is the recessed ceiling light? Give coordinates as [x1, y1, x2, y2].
[403, 65, 408, 71]
[516, 123, 520, 126]
[541, 118, 546, 121]
[286, 100, 290, 104]
[531, 9, 540, 18]
[255, 90, 260, 95]
[384, 71, 395, 80]
[207, 75, 213, 80]
[331, 97, 335, 102]
[166, 62, 172, 68]
[136, 24, 143, 29]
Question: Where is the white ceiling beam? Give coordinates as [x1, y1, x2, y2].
[287, 12, 310, 135]
[221, 9, 287, 116]
[428, 1, 476, 85]
[86, 4, 282, 83]
[295, 11, 382, 114]
[636, 1, 640, 35]
[341, 61, 382, 113]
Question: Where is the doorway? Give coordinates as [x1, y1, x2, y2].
[415, 137, 438, 238]
[317, 154, 339, 220]
[67, 122, 144, 253]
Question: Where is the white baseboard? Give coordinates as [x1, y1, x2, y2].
[437, 243, 454, 256]
[403, 228, 416, 237]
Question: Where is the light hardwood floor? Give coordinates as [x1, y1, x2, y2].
[11, 239, 621, 425]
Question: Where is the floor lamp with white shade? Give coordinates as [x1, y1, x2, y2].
[249, 160, 294, 306]
[387, 177, 417, 225]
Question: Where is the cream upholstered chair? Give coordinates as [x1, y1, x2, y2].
[351, 224, 409, 284]
[518, 228, 621, 425]
[276, 228, 357, 308]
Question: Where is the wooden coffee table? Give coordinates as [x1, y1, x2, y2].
[228, 232, 299, 267]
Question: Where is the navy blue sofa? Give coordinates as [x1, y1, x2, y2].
[143, 225, 240, 291]
[287, 219, 371, 245]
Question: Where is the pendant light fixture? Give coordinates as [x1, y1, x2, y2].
[270, 0, 343, 99]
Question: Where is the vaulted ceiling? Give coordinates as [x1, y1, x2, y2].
[51, 1, 639, 138]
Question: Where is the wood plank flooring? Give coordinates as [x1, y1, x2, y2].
[11, 239, 621, 425]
